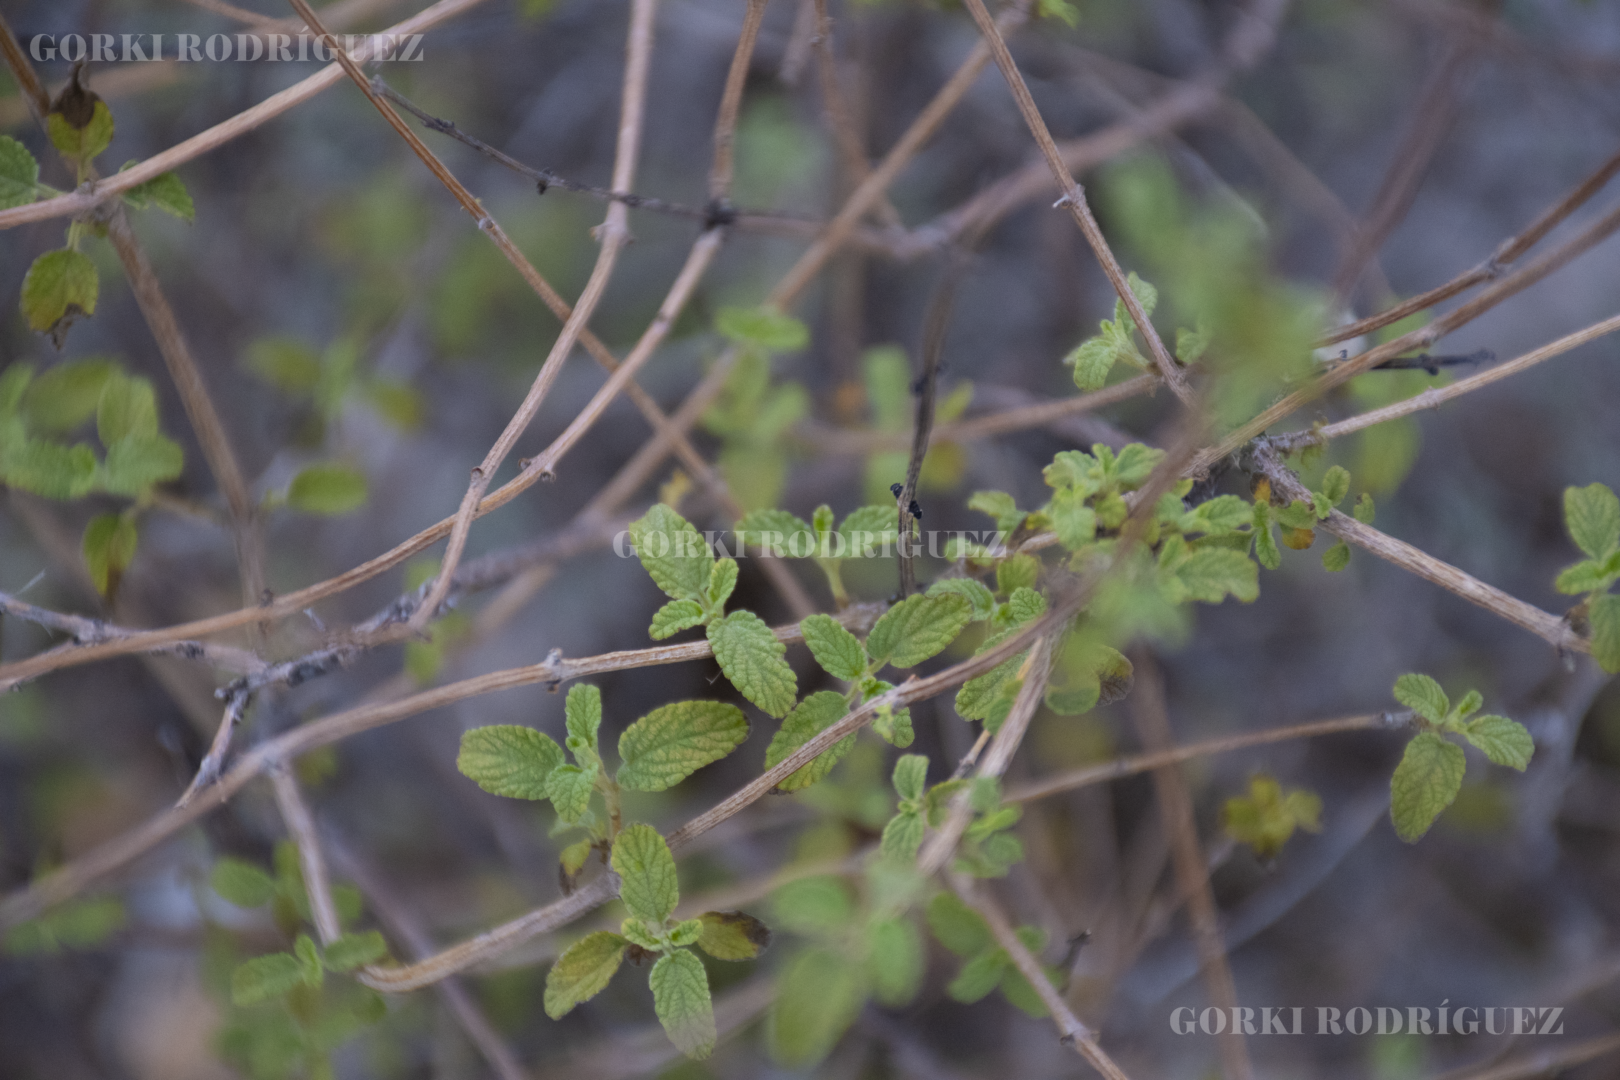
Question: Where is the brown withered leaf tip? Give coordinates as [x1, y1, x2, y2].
[50, 61, 101, 129]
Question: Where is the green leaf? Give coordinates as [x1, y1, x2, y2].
[1067, 334, 1119, 392]
[1116, 271, 1159, 325]
[764, 691, 854, 791]
[211, 858, 277, 908]
[611, 823, 680, 925]
[1222, 775, 1322, 860]
[2, 438, 97, 499]
[1318, 465, 1351, 507]
[948, 949, 1008, 1003]
[99, 433, 184, 496]
[1275, 499, 1317, 530]
[231, 952, 305, 1006]
[1252, 502, 1281, 569]
[997, 553, 1041, 596]
[866, 593, 973, 668]
[1048, 487, 1097, 549]
[1112, 442, 1164, 489]
[20, 249, 98, 334]
[880, 811, 925, 861]
[707, 609, 797, 718]
[122, 169, 194, 221]
[736, 508, 814, 555]
[1566, 484, 1620, 560]
[650, 599, 706, 640]
[96, 375, 160, 444]
[82, 513, 137, 596]
[286, 464, 367, 515]
[244, 337, 322, 395]
[21, 358, 117, 432]
[1037, 0, 1079, 27]
[546, 764, 596, 823]
[620, 917, 664, 951]
[0, 136, 39, 209]
[716, 306, 809, 352]
[925, 891, 991, 957]
[1463, 715, 1534, 771]
[1389, 731, 1467, 842]
[1592, 594, 1620, 674]
[1175, 322, 1211, 365]
[294, 934, 323, 984]
[559, 838, 593, 882]
[892, 754, 929, 802]
[565, 684, 602, 760]
[1172, 547, 1259, 603]
[838, 504, 900, 552]
[771, 876, 853, 936]
[767, 946, 867, 1068]
[457, 725, 564, 799]
[650, 950, 717, 1060]
[866, 917, 923, 1006]
[47, 100, 114, 162]
[1006, 586, 1047, 624]
[707, 557, 739, 611]
[617, 700, 749, 791]
[4, 896, 125, 955]
[1179, 495, 1251, 536]
[967, 490, 1026, 538]
[322, 931, 387, 972]
[1393, 673, 1449, 724]
[697, 910, 771, 961]
[543, 931, 628, 1019]
[1452, 689, 1484, 722]
[927, 577, 996, 620]
[1321, 540, 1351, 571]
[954, 629, 1025, 722]
[800, 614, 867, 681]
[630, 503, 714, 602]
[1353, 492, 1376, 524]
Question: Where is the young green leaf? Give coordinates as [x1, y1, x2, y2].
[1392, 673, 1449, 724]
[564, 684, 601, 757]
[286, 464, 368, 515]
[1252, 502, 1281, 569]
[1554, 556, 1620, 595]
[1066, 335, 1119, 392]
[716, 306, 809, 353]
[1175, 322, 1211, 364]
[650, 949, 717, 1060]
[1222, 775, 1323, 860]
[211, 858, 277, 908]
[322, 931, 388, 972]
[880, 811, 925, 861]
[707, 557, 739, 611]
[611, 823, 680, 925]
[947, 950, 1007, 1003]
[1390, 731, 1467, 842]
[1452, 689, 1484, 721]
[96, 375, 159, 444]
[457, 725, 564, 799]
[99, 433, 184, 496]
[2, 438, 98, 499]
[630, 503, 714, 602]
[0, 136, 40, 210]
[1463, 715, 1534, 771]
[696, 910, 771, 961]
[543, 931, 629, 1019]
[1179, 495, 1251, 537]
[617, 700, 749, 792]
[1006, 586, 1048, 624]
[1170, 547, 1260, 603]
[1047, 487, 1097, 549]
[231, 952, 306, 1006]
[892, 754, 929, 803]
[767, 946, 868, 1068]
[865, 592, 973, 669]
[1322, 540, 1351, 571]
[82, 513, 137, 597]
[1353, 492, 1376, 524]
[20, 248, 98, 335]
[650, 599, 706, 639]
[967, 490, 1027, 538]
[21, 357, 117, 432]
[121, 169, 194, 221]
[707, 609, 797, 717]
[736, 508, 814, 555]
[927, 577, 997, 620]
[925, 891, 991, 957]
[1318, 465, 1351, 507]
[764, 691, 854, 791]
[799, 613, 867, 681]
[838, 504, 900, 552]
[866, 917, 923, 1007]
[771, 875, 854, 935]
[546, 764, 596, 823]
[1565, 483, 1620, 560]
[996, 554, 1041, 596]
[1591, 594, 1620, 674]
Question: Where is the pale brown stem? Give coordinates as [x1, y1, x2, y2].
[958, 0, 1193, 408]
[177, 695, 251, 808]
[1129, 650, 1253, 1080]
[269, 763, 342, 944]
[949, 876, 1134, 1080]
[708, 0, 768, 202]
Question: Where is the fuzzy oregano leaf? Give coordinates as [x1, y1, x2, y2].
[764, 691, 854, 791]
[650, 949, 717, 1060]
[457, 725, 564, 799]
[1565, 483, 1620, 560]
[286, 463, 367, 515]
[866, 592, 973, 669]
[1390, 731, 1466, 842]
[1393, 673, 1449, 724]
[611, 823, 680, 925]
[630, 503, 714, 602]
[650, 599, 705, 640]
[800, 613, 868, 681]
[707, 609, 797, 718]
[716, 305, 809, 353]
[544, 931, 629, 1019]
[617, 700, 749, 792]
[231, 952, 306, 1006]
[1463, 715, 1534, 771]
[0, 136, 39, 210]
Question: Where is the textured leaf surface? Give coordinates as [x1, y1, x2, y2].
[651, 949, 717, 1059]
[1463, 715, 1534, 771]
[617, 701, 749, 791]
[1393, 673, 1449, 724]
[866, 593, 972, 668]
[630, 503, 714, 601]
[611, 823, 680, 925]
[1565, 483, 1620, 560]
[1390, 732, 1466, 842]
[697, 910, 771, 960]
[799, 614, 867, 681]
[543, 932, 628, 1019]
[708, 610, 796, 718]
[457, 726, 564, 799]
[650, 599, 706, 639]
[763, 691, 853, 791]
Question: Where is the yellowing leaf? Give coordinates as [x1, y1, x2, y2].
[617, 700, 749, 792]
[697, 910, 771, 961]
[82, 513, 137, 596]
[543, 931, 628, 1019]
[20, 249, 98, 336]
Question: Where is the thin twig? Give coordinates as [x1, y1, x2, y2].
[708, 0, 768, 203]
[948, 876, 1134, 1080]
[269, 762, 342, 944]
[1128, 649, 1253, 1080]
[178, 694, 252, 808]
[958, 0, 1193, 407]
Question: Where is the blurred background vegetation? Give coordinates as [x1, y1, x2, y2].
[3, 0, 1620, 1077]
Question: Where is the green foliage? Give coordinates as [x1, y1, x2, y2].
[800, 614, 867, 681]
[738, 502, 899, 605]
[1554, 484, 1620, 672]
[243, 334, 424, 434]
[716, 305, 810, 353]
[1037, 0, 1080, 27]
[860, 344, 971, 503]
[82, 512, 137, 596]
[230, 928, 391, 1007]
[119, 163, 195, 221]
[650, 949, 717, 1059]
[612, 824, 681, 925]
[617, 701, 749, 791]
[1222, 775, 1323, 859]
[543, 931, 629, 1019]
[457, 724, 564, 799]
[768, 945, 868, 1067]
[765, 691, 854, 791]
[696, 910, 772, 960]
[1063, 271, 1162, 390]
[702, 313, 811, 510]
[0, 136, 41, 209]
[866, 592, 974, 668]
[19, 248, 98, 337]
[924, 892, 1058, 1017]
[879, 753, 930, 862]
[284, 463, 368, 515]
[1387, 674, 1533, 841]
[709, 609, 798, 717]
[4, 895, 124, 954]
